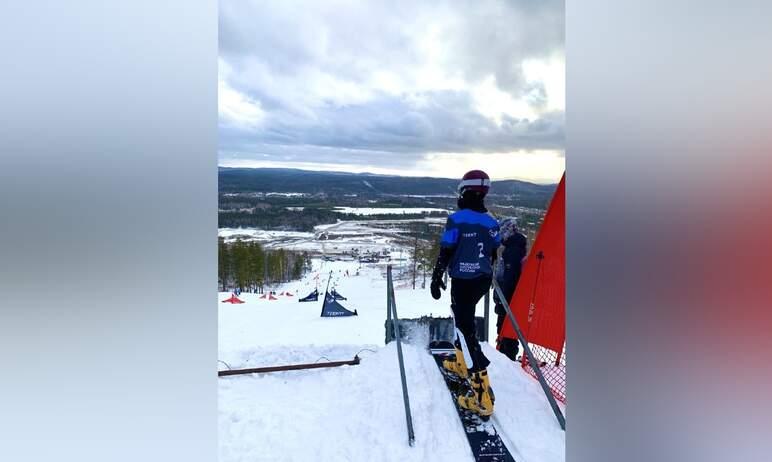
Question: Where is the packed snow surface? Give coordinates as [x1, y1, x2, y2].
[219, 258, 565, 462]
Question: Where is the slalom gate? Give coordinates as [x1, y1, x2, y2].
[499, 173, 566, 404]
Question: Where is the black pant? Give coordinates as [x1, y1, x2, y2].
[494, 302, 514, 335]
[495, 304, 506, 334]
[494, 301, 520, 361]
[450, 276, 491, 372]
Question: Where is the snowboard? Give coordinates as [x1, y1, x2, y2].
[430, 341, 516, 462]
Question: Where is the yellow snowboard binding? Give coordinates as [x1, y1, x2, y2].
[442, 348, 468, 379]
[457, 369, 495, 418]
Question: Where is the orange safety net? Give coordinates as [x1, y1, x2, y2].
[499, 173, 566, 402]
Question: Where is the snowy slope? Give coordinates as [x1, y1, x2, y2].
[219, 258, 565, 462]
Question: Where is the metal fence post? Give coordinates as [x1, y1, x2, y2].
[483, 291, 490, 343]
[387, 265, 416, 446]
[386, 266, 393, 344]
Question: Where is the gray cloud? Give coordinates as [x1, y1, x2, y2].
[219, 0, 565, 169]
[221, 91, 564, 153]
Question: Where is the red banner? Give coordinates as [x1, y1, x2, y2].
[499, 173, 565, 401]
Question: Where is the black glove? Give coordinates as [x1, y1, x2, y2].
[430, 247, 452, 300]
[430, 275, 446, 300]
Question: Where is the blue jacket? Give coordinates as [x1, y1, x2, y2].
[440, 209, 501, 279]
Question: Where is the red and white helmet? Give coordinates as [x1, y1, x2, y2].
[458, 170, 491, 195]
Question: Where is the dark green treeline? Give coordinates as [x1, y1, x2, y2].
[218, 238, 310, 292]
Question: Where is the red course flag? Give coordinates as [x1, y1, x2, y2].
[221, 293, 245, 304]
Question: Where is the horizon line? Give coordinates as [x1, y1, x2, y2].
[216, 164, 559, 185]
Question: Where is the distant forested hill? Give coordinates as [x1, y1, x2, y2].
[219, 167, 556, 208]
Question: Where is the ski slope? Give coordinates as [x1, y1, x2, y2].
[219, 258, 565, 462]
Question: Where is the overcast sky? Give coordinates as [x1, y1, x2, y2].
[219, 0, 564, 183]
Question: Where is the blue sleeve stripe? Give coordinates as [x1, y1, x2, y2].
[441, 228, 458, 246]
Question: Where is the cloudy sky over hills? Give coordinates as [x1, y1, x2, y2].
[219, 0, 564, 183]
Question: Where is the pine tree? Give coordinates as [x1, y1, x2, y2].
[218, 237, 229, 291]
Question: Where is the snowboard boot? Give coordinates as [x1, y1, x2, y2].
[458, 369, 495, 418]
[442, 348, 468, 379]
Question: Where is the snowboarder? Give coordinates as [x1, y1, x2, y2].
[430, 169, 500, 418]
[493, 217, 527, 362]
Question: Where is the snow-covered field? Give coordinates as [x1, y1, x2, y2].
[219, 228, 315, 241]
[333, 206, 449, 216]
[219, 257, 565, 462]
[399, 194, 456, 199]
[266, 192, 308, 197]
[219, 218, 445, 255]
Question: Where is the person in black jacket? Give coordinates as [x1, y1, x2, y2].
[430, 169, 500, 418]
[493, 218, 527, 361]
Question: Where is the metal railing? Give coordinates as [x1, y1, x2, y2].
[386, 264, 416, 446]
[483, 291, 490, 342]
[218, 357, 360, 376]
